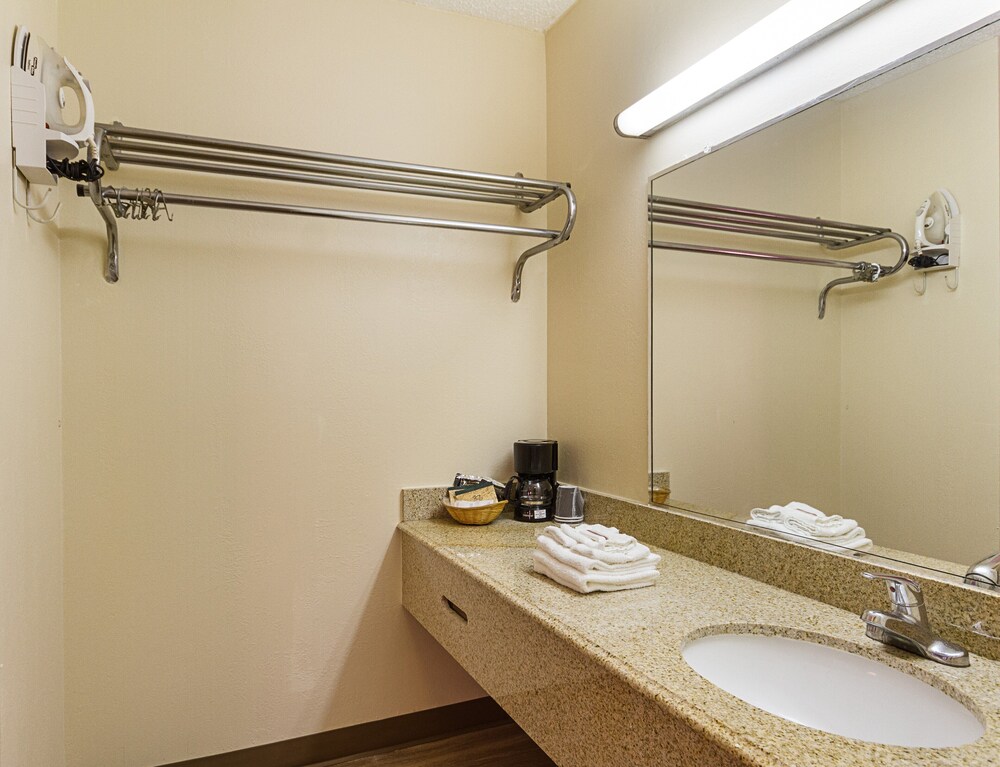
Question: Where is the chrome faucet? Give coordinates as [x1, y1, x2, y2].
[964, 552, 1000, 592]
[861, 572, 969, 667]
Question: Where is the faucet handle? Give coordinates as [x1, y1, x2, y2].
[863, 571, 924, 610]
[964, 552, 1000, 591]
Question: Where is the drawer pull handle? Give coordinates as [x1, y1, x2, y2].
[442, 596, 468, 623]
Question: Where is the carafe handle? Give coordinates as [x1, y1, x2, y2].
[503, 475, 519, 502]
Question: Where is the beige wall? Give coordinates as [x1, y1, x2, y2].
[1, 3, 67, 767]
[545, 0, 786, 498]
[57, 2, 547, 765]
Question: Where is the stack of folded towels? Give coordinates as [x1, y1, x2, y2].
[748, 501, 873, 552]
[532, 523, 661, 594]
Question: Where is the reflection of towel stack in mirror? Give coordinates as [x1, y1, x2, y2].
[532, 523, 661, 593]
[748, 501, 873, 552]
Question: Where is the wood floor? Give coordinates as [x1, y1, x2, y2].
[308, 722, 557, 767]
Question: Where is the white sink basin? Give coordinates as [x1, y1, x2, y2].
[683, 633, 983, 747]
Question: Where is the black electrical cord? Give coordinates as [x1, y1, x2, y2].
[46, 156, 104, 182]
[908, 253, 945, 269]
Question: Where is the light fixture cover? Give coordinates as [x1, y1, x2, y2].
[615, 0, 889, 138]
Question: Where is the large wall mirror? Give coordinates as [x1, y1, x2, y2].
[650, 26, 1000, 582]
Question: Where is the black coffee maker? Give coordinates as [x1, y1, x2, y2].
[506, 439, 558, 522]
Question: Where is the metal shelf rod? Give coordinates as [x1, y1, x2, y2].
[105, 138, 552, 203]
[648, 208, 878, 243]
[649, 240, 868, 270]
[649, 215, 860, 247]
[110, 151, 539, 208]
[649, 195, 887, 236]
[99, 123, 562, 191]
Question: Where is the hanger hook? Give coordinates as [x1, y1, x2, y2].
[945, 268, 959, 291]
[12, 169, 61, 223]
[14, 183, 54, 211]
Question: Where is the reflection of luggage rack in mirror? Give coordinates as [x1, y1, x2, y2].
[648, 195, 910, 319]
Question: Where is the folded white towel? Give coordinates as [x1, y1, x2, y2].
[532, 550, 659, 593]
[747, 519, 873, 552]
[750, 502, 860, 539]
[542, 525, 653, 564]
[536, 534, 661, 574]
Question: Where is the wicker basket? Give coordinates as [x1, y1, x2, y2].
[443, 499, 507, 525]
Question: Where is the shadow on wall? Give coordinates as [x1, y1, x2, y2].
[318, 531, 483, 732]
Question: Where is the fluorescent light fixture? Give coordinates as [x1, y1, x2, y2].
[614, 0, 890, 138]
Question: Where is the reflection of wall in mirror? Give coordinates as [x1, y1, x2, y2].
[652, 103, 845, 521]
[652, 38, 1000, 564]
[837, 39, 1000, 564]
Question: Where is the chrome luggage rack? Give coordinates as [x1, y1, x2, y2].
[649, 195, 908, 318]
[79, 122, 576, 302]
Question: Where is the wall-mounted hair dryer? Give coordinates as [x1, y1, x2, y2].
[10, 26, 95, 185]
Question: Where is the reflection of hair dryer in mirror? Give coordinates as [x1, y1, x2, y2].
[909, 188, 960, 293]
[911, 189, 960, 270]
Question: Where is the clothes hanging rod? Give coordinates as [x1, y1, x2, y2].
[82, 185, 561, 238]
[85, 122, 576, 301]
[649, 194, 908, 319]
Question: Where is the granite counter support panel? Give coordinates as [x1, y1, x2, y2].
[402, 535, 749, 767]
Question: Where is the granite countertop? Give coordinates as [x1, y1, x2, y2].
[399, 514, 1000, 767]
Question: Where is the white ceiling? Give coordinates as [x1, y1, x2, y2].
[402, 0, 577, 31]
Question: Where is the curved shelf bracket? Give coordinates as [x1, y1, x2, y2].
[83, 128, 120, 282]
[511, 184, 576, 302]
[818, 231, 908, 318]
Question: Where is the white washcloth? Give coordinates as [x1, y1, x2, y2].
[566, 523, 637, 552]
[750, 502, 861, 539]
[532, 550, 659, 593]
[785, 523, 867, 545]
[747, 519, 873, 553]
[749, 504, 786, 523]
[784, 501, 860, 538]
[542, 525, 652, 564]
[536, 534, 661, 574]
